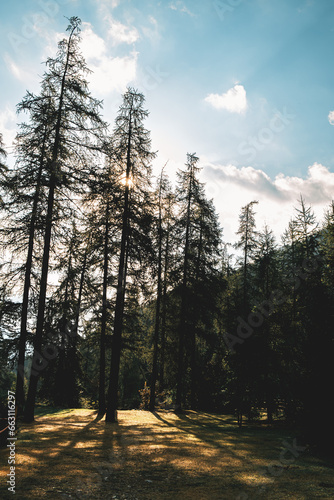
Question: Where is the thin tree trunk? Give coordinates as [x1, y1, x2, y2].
[54, 244, 72, 407]
[190, 217, 203, 410]
[106, 110, 133, 423]
[16, 147, 45, 416]
[72, 237, 89, 339]
[105, 197, 129, 423]
[149, 175, 163, 412]
[159, 219, 170, 390]
[98, 201, 110, 416]
[243, 212, 249, 317]
[23, 171, 57, 422]
[175, 170, 193, 412]
[66, 236, 89, 407]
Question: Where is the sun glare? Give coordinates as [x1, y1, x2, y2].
[119, 173, 134, 188]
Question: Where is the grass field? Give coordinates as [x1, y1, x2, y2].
[0, 408, 333, 499]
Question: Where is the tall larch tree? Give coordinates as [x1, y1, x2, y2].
[232, 200, 258, 426]
[149, 165, 173, 411]
[24, 17, 107, 422]
[174, 153, 202, 412]
[4, 94, 55, 415]
[106, 88, 156, 423]
[235, 200, 259, 316]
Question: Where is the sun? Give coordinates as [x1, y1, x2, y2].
[119, 173, 134, 188]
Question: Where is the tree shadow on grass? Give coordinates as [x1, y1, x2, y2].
[1, 409, 333, 500]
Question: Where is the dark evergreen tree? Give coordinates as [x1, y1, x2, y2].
[149, 167, 166, 412]
[235, 200, 258, 315]
[187, 195, 222, 409]
[172, 154, 222, 410]
[106, 88, 155, 422]
[3, 94, 55, 415]
[83, 156, 122, 416]
[158, 186, 175, 392]
[232, 200, 258, 426]
[174, 153, 202, 411]
[24, 17, 107, 422]
[252, 224, 280, 422]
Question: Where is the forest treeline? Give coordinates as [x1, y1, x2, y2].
[0, 18, 333, 453]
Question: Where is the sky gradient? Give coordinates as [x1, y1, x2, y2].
[1, 0, 334, 244]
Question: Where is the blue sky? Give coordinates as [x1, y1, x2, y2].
[1, 0, 334, 243]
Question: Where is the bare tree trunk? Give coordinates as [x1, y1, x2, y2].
[106, 112, 133, 423]
[98, 202, 110, 416]
[23, 171, 57, 422]
[190, 217, 203, 410]
[149, 174, 164, 412]
[175, 170, 193, 413]
[159, 200, 171, 391]
[16, 150, 45, 416]
[72, 237, 89, 338]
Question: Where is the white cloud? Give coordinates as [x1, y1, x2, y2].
[88, 0, 139, 45]
[206, 162, 334, 204]
[141, 15, 160, 43]
[169, 2, 195, 17]
[107, 17, 139, 45]
[149, 16, 158, 25]
[81, 24, 137, 95]
[328, 110, 334, 125]
[94, 0, 120, 8]
[0, 106, 17, 153]
[40, 22, 138, 94]
[202, 161, 334, 244]
[205, 84, 248, 114]
[3, 53, 35, 83]
[80, 26, 106, 61]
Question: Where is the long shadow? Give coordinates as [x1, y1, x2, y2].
[93, 411, 249, 500]
[151, 411, 254, 464]
[0, 411, 113, 499]
[2, 409, 333, 500]
[11, 411, 236, 499]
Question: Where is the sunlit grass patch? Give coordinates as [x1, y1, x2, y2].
[1, 408, 334, 499]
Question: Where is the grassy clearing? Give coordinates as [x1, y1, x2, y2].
[0, 409, 333, 499]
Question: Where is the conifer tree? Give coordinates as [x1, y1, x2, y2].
[294, 195, 318, 258]
[235, 200, 258, 315]
[24, 17, 107, 422]
[253, 224, 279, 421]
[158, 182, 175, 391]
[83, 157, 121, 417]
[149, 165, 174, 411]
[4, 95, 55, 415]
[106, 89, 155, 422]
[174, 153, 202, 411]
[188, 194, 222, 409]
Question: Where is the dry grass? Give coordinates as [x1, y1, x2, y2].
[0, 408, 333, 499]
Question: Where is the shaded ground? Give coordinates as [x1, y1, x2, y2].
[0, 409, 333, 499]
